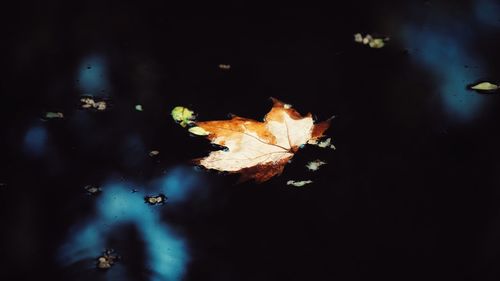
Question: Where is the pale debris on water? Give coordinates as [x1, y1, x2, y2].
[84, 185, 102, 195]
[306, 159, 327, 171]
[171, 106, 196, 128]
[287, 180, 313, 187]
[97, 249, 120, 269]
[145, 194, 167, 205]
[354, 33, 389, 48]
[80, 96, 108, 111]
[469, 81, 499, 92]
[308, 137, 336, 149]
[43, 112, 64, 119]
[188, 126, 210, 136]
[149, 150, 160, 157]
[218, 64, 231, 70]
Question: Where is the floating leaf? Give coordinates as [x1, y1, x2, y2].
[469, 81, 499, 92]
[185, 98, 331, 182]
[287, 180, 313, 187]
[171, 106, 196, 127]
[306, 159, 327, 171]
[145, 194, 167, 205]
[135, 104, 143, 111]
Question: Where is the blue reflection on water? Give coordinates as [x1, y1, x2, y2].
[58, 166, 205, 280]
[23, 125, 48, 157]
[475, 0, 500, 28]
[402, 25, 484, 121]
[78, 55, 110, 96]
[154, 166, 207, 204]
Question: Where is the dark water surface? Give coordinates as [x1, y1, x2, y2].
[3, 1, 500, 280]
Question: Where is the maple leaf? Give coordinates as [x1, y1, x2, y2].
[191, 98, 330, 182]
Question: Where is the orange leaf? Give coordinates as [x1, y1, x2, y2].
[193, 98, 330, 182]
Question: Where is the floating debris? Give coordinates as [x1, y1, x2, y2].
[149, 150, 160, 157]
[145, 194, 167, 205]
[171, 106, 196, 128]
[131, 188, 138, 193]
[287, 180, 313, 187]
[308, 137, 336, 150]
[80, 96, 108, 111]
[84, 185, 102, 195]
[42, 112, 64, 120]
[354, 33, 389, 49]
[188, 126, 209, 136]
[306, 160, 327, 171]
[96, 249, 120, 270]
[218, 64, 231, 70]
[135, 104, 143, 111]
[468, 81, 499, 93]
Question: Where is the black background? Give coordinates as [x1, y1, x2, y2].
[3, 0, 500, 280]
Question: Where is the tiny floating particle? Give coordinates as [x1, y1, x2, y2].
[42, 112, 64, 120]
[218, 64, 231, 70]
[84, 185, 102, 195]
[287, 180, 313, 187]
[149, 150, 160, 157]
[306, 160, 327, 171]
[135, 104, 143, 111]
[145, 194, 167, 205]
[96, 249, 120, 270]
[468, 81, 499, 93]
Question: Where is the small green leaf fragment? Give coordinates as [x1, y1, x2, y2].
[470, 82, 499, 91]
[171, 106, 196, 127]
[188, 126, 210, 136]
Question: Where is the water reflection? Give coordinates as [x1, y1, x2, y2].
[402, 25, 485, 121]
[58, 166, 205, 281]
[78, 55, 110, 96]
